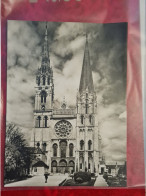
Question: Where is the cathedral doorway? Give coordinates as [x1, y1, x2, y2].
[51, 160, 57, 173]
[68, 160, 75, 173]
[58, 159, 67, 174]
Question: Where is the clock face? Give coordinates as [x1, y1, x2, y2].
[55, 120, 72, 138]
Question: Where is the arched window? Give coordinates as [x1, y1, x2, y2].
[60, 141, 67, 158]
[89, 115, 92, 124]
[81, 115, 84, 124]
[80, 140, 84, 150]
[37, 116, 41, 128]
[42, 76, 46, 85]
[44, 116, 48, 128]
[48, 77, 50, 85]
[53, 143, 58, 157]
[44, 96, 46, 103]
[42, 143, 47, 152]
[41, 91, 47, 103]
[85, 103, 88, 114]
[59, 159, 67, 167]
[88, 140, 92, 150]
[52, 160, 57, 167]
[69, 160, 75, 167]
[69, 143, 74, 157]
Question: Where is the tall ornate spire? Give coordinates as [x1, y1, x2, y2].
[79, 34, 94, 94]
[35, 23, 54, 110]
[41, 22, 50, 67]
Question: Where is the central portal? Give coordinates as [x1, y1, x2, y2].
[59, 159, 67, 173]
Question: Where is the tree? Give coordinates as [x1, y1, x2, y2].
[5, 123, 31, 180]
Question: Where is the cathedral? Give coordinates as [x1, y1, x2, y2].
[30, 25, 102, 174]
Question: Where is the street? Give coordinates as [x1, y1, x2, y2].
[94, 175, 108, 186]
[5, 174, 68, 187]
[5, 174, 108, 187]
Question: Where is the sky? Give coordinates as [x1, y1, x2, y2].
[7, 20, 127, 163]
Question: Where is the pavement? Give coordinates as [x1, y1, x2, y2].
[5, 174, 68, 187]
[94, 175, 108, 187]
[5, 174, 108, 187]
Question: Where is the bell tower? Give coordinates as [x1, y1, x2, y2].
[30, 24, 55, 167]
[76, 34, 99, 173]
[35, 24, 54, 112]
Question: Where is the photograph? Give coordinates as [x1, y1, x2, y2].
[4, 20, 127, 187]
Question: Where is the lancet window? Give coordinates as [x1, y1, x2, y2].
[69, 143, 74, 157]
[37, 116, 41, 128]
[42, 76, 46, 85]
[88, 140, 92, 150]
[89, 115, 93, 124]
[81, 115, 84, 124]
[41, 91, 47, 103]
[44, 116, 48, 127]
[80, 140, 84, 150]
[53, 143, 58, 157]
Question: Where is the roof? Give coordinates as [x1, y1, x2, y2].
[106, 165, 116, 169]
[27, 147, 45, 155]
[105, 161, 126, 166]
[32, 161, 49, 168]
[79, 35, 94, 94]
[106, 164, 125, 169]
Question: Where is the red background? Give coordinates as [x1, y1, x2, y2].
[1, 0, 145, 195]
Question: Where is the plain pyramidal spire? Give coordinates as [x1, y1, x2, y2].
[79, 33, 94, 94]
[45, 22, 48, 38]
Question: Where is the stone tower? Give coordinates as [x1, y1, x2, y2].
[76, 34, 99, 173]
[35, 24, 54, 113]
[31, 24, 54, 159]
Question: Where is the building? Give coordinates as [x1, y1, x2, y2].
[104, 162, 126, 177]
[30, 25, 102, 174]
[28, 147, 48, 175]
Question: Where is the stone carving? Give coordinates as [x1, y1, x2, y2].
[55, 120, 72, 138]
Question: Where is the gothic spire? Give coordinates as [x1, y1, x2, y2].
[41, 22, 50, 67]
[79, 34, 94, 94]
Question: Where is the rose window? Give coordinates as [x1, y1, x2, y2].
[55, 120, 72, 138]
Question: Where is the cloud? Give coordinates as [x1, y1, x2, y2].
[7, 21, 41, 71]
[7, 67, 35, 128]
[119, 111, 127, 119]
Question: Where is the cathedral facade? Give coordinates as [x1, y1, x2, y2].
[30, 25, 102, 174]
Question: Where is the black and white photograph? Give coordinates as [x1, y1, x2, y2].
[4, 21, 127, 187]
